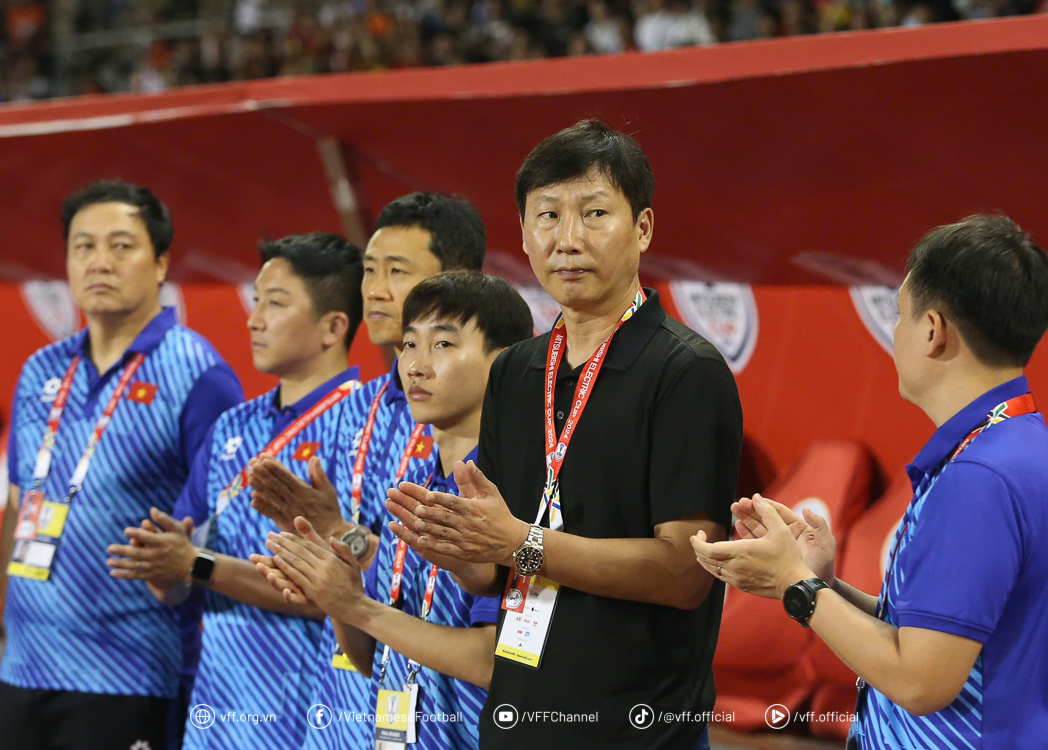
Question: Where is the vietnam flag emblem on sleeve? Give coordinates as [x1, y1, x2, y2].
[293, 442, 321, 462]
[127, 382, 158, 405]
[413, 435, 434, 460]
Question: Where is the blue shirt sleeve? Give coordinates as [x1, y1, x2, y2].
[178, 363, 244, 469]
[173, 422, 219, 526]
[470, 595, 500, 627]
[892, 461, 1025, 644]
[5, 371, 25, 489]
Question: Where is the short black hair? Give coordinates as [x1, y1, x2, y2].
[373, 193, 485, 271]
[905, 214, 1048, 368]
[259, 233, 364, 350]
[515, 119, 655, 222]
[62, 180, 174, 258]
[402, 271, 533, 353]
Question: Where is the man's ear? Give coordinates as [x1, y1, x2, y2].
[321, 311, 351, 349]
[923, 308, 949, 358]
[636, 207, 654, 254]
[155, 252, 170, 287]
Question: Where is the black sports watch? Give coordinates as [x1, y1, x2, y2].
[783, 578, 830, 627]
[190, 549, 217, 586]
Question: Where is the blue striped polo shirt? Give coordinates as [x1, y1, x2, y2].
[304, 362, 416, 750]
[851, 377, 1048, 750]
[3, 307, 243, 698]
[173, 367, 359, 750]
[364, 445, 500, 750]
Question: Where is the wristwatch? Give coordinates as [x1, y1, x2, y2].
[512, 525, 545, 576]
[783, 578, 830, 627]
[190, 549, 217, 586]
[340, 526, 371, 560]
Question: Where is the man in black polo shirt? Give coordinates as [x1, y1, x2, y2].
[385, 119, 743, 749]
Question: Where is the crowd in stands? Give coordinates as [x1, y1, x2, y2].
[1, 0, 1044, 102]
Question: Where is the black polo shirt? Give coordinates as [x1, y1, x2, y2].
[477, 290, 744, 749]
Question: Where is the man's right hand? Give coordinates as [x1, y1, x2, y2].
[247, 455, 344, 540]
[731, 493, 837, 585]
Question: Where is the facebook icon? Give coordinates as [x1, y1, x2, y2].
[307, 703, 333, 729]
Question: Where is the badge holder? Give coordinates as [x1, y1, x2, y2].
[495, 571, 560, 668]
[8, 486, 72, 581]
[374, 661, 421, 748]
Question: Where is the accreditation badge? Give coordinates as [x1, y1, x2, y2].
[331, 645, 359, 672]
[374, 682, 419, 747]
[495, 574, 559, 668]
[8, 490, 70, 581]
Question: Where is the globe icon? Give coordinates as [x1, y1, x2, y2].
[190, 704, 215, 728]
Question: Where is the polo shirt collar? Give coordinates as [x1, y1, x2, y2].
[908, 375, 1030, 483]
[435, 445, 480, 490]
[268, 366, 361, 417]
[384, 359, 407, 406]
[74, 306, 179, 359]
[528, 288, 666, 372]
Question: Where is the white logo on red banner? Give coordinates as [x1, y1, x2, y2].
[160, 282, 187, 325]
[238, 282, 256, 315]
[514, 285, 562, 335]
[668, 282, 759, 374]
[21, 281, 79, 342]
[850, 286, 899, 356]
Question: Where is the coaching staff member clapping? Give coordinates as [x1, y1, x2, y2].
[386, 120, 744, 749]
[0, 181, 243, 750]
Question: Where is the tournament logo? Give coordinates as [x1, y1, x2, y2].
[554, 442, 567, 463]
[668, 282, 759, 374]
[505, 589, 524, 609]
[849, 286, 899, 356]
[160, 282, 187, 325]
[21, 281, 79, 342]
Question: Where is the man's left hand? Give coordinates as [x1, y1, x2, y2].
[107, 508, 197, 583]
[384, 460, 529, 566]
[690, 497, 815, 599]
[264, 516, 365, 621]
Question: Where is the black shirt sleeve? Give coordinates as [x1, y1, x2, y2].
[477, 347, 507, 487]
[648, 355, 743, 528]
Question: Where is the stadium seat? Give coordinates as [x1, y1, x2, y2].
[713, 440, 874, 732]
[808, 472, 914, 740]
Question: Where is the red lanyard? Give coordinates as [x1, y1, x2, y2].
[349, 382, 390, 524]
[538, 288, 646, 529]
[387, 423, 433, 609]
[32, 353, 146, 499]
[877, 392, 1037, 620]
[379, 422, 436, 685]
[217, 379, 359, 511]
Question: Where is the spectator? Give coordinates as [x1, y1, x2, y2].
[0, 0, 1039, 101]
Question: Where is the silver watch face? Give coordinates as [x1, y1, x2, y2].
[514, 546, 543, 575]
[343, 529, 369, 559]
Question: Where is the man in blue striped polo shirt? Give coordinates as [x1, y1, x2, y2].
[246, 192, 487, 750]
[260, 271, 534, 750]
[694, 215, 1048, 750]
[106, 233, 365, 750]
[0, 181, 244, 750]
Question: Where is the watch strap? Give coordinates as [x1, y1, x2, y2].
[787, 577, 829, 627]
[190, 549, 217, 586]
